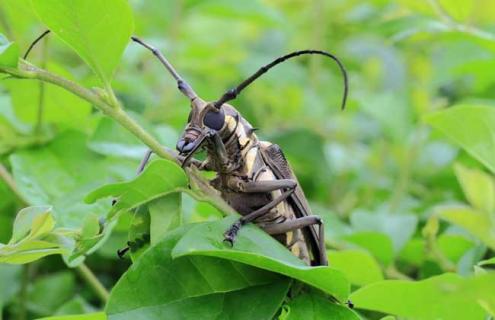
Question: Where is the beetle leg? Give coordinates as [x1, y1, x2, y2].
[206, 131, 232, 170]
[136, 149, 205, 174]
[229, 178, 297, 193]
[262, 216, 327, 266]
[224, 188, 294, 245]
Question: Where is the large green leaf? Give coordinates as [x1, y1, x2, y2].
[172, 217, 350, 302]
[424, 105, 495, 173]
[0, 33, 19, 67]
[106, 226, 290, 320]
[282, 292, 360, 320]
[85, 159, 188, 220]
[31, 0, 134, 85]
[350, 273, 495, 320]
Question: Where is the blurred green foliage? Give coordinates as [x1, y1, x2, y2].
[1, 0, 495, 319]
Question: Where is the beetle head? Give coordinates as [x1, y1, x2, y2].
[176, 97, 225, 157]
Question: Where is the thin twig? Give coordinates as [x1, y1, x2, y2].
[428, 0, 495, 42]
[75, 264, 110, 304]
[35, 33, 49, 133]
[0, 164, 29, 206]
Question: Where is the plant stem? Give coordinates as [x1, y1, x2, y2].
[428, 0, 495, 42]
[385, 264, 413, 281]
[1, 60, 177, 162]
[0, 164, 29, 206]
[75, 263, 110, 304]
[35, 35, 49, 134]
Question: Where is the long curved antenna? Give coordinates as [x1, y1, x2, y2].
[214, 50, 349, 110]
[23, 30, 51, 59]
[131, 36, 198, 101]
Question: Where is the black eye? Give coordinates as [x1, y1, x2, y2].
[203, 109, 225, 130]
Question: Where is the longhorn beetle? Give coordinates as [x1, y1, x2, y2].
[24, 31, 348, 266]
[129, 37, 348, 266]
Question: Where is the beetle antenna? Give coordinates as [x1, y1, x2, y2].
[23, 30, 51, 59]
[214, 50, 349, 110]
[131, 36, 198, 101]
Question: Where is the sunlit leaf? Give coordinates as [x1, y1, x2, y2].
[425, 105, 495, 174]
[436, 205, 495, 250]
[350, 273, 495, 320]
[328, 249, 384, 286]
[454, 163, 495, 213]
[0, 33, 19, 68]
[0, 206, 72, 264]
[31, 0, 134, 85]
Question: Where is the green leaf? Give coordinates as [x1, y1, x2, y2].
[350, 273, 495, 320]
[106, 225, 290, 320]
[454, 163, 495, 213]
[27, 271, 76, 316]
[283, 292, 360, 320]
[0, 265, 21, 312]
[350, 211, 418, 254]
[10, 131, 134, 232]
[172, 217, 350, 302]
[36, 312, 106, 320]
[0, 206, 70, 264]
[478, 256, 495, 267]
[10, 206, 52, 243]
[85, 159, 188, 220]
[88, 117, 148, 159]
[437, 234, 474, 263]
[328, 250, 384, 286]
[437, 205, 495, 250]
[128, 206, 150, 262]
[6, 62, 92, 128]
[424, 105, 495, 173]
[342, 232, 394, 266]
[149, 193, 182, 244]
[0, 33, 19, 67]
[31, 0, 134, 85]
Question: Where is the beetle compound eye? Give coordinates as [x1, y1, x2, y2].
[203, 109, 225, 130]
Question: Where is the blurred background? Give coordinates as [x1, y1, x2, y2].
[1, 0, 495, 318]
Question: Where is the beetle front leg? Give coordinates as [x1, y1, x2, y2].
[263, 216, 328, 266]
[137, 148, 205, 174]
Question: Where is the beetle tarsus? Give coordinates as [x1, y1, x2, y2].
[223, 221, 242, 245]
[117, 246, 130, 259]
